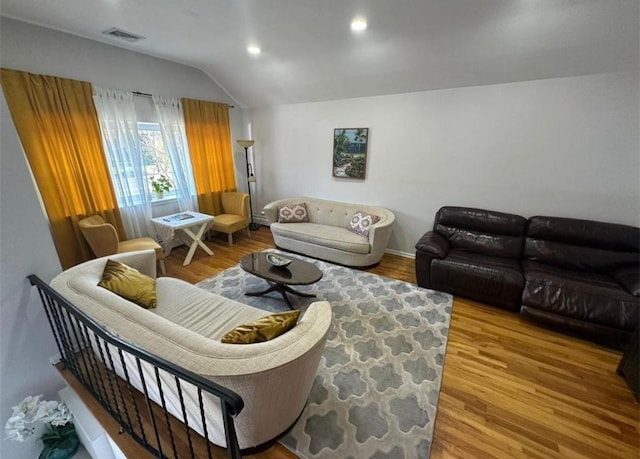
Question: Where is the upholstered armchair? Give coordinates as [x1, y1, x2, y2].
[210, 192, 250, 246]
[78, 215, 166, 275]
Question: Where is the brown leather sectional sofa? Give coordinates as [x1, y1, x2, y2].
[415, 206, 640, 347]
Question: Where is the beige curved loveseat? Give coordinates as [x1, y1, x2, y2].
[263, 197, 395, 266]
[50, 249, 331, 449]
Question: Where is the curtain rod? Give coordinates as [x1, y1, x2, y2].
[133, 91, 234, 108]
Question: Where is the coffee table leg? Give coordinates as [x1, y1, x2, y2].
[245, 282, 316, 309]
[281, 285, 317, 298]
[245, 283, 279, 297]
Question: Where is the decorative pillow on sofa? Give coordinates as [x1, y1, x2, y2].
[221, 310, 300, 344]
[278, 203, 309, 223]
[348, 211, 381, 238]
[98, 259, 157, 309]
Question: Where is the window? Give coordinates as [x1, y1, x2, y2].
[137, 122, 177, 200]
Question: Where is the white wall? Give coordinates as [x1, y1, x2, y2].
[248, 71, 640, 255]
[0, 17, 244, 457]
[0, 91, 64, 459]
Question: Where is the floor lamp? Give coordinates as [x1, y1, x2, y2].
[237, 140, 261, 231]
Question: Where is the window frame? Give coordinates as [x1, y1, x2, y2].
[137, 122, 178, 202]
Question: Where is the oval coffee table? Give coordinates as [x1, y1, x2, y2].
[239, 252, 323, 309]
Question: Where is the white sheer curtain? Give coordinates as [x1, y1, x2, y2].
[152, 96, 197, 212]
[93, 86, 154, 238]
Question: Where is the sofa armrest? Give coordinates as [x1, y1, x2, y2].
[414, 232, 449, 288]
[366, 210, 396, 262]
[415, 231, 450, 258]
[262, 202, 279, 225]
[105, 250, 158, 279]
[612, 265, 640, 297]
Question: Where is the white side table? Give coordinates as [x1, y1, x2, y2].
[151, 211, 214, 266]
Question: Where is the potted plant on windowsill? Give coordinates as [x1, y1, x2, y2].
[150, 175, 173, 200]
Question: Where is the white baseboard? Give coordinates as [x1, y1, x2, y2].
[385, 248, 415, 259]
[252, 214, 269, 226]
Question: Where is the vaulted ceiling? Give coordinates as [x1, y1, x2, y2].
[1, 0, 638, 108]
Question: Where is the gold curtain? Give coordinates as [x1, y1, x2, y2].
[181, 98, 236, 215]
[0, 68, 125, 269]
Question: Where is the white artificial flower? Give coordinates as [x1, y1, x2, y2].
[5, 395, 72, 443]
[49, 403, 71, 427]
[13, 395, 42, 418]
[5, 412, 35, 442]
[32, 400, 59, 424]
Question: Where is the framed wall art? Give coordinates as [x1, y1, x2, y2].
[332, 128, 369, 179]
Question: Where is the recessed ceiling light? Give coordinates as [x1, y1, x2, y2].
[247, 46, 261, 55]
[351, 19, 367, 32]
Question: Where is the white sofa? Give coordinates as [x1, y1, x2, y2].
[263, 197, 395, 266]
[50, 249, 331, 450]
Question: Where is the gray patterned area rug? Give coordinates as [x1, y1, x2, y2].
[196, 250, 452, 458]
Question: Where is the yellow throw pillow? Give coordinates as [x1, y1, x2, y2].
[221, 310, 300, 344]
[98, 259, 157, 309]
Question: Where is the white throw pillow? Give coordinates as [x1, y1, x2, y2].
[278, 203, 309, 223]
[348, 211, 380, 238]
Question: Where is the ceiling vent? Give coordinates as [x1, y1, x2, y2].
[102, 27, 145, 42]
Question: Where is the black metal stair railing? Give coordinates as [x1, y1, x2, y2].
[28, 274, 244, 459]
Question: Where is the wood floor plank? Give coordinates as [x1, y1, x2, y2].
[63, 226, 639, 458]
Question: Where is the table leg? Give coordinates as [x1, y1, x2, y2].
[162, 245, 174, 258]
[245, 282, 316, 309]
[181, 223, 214, 266]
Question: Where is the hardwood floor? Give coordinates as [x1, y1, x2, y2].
[74, 227, 640, 458]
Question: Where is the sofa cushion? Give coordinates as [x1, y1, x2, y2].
[435, 207, 526, 258]
[278, 203, 309, 223]
[437, 206, 527, 236]
[430, 249, 524, 309]
[521, 260, 639, 331]
[221, 310, 300, 344]
[211, 214, 248, 232]
[271, 222, 370, 254]
[348, 210, 380, 238]
[153, 277, 267, 340]
[524, 239, 639, 273]
[98, 259, 157, 309]
[526, 216, 640, 252]
[437, 226, 525, 259]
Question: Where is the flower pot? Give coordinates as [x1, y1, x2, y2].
[40, 432, 80, 459]
[155, 191, 164, 200]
